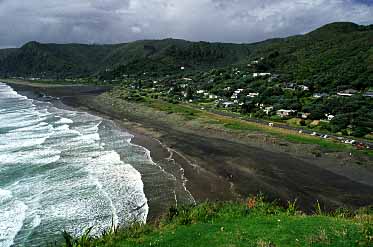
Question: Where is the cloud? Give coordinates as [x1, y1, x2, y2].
[0, 0, 372, 47]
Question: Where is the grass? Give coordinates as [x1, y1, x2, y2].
[61, 197, 373, 247]
[200, 110, 362, 153]
[146, 100, 201, 120]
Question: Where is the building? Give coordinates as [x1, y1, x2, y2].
[264, 106, 274, 115]
[298, 112, 311, 119]
[222, 102, 235, 108]
[337, 89, 358, 97]
[363, 92, 373, 98]
[253, 73, 271, 78]
[247, 93, 259, 98]
[325, 114, 335, 121]
[276, 109, 296, 118]
[313, 93, 329, 98]
[298, 85, 310, 91]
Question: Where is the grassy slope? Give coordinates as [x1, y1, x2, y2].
[63, 200, 373, 247]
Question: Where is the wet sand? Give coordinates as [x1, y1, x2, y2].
[5, 81, 373, 216]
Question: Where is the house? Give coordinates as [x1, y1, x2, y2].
[337, 89, 358, 97]
[264, 106, 274, 115]
[363, 92, 373, 98]
[313, 93, 329, 98]
[197, 90, 205, 94]
[253, 72, 271, 78]
[298, 85, 310, 91]
[233, 89, 244, 96]
[183, 78, 193, 81]
[222, 102, 235, 108]
[209, 94, 218, 99]
[180, 66, 185, 70]
[298, 112, 311, 119]
[276, 109, 296, 118]
[283, 82, 296, 90]
[325, 114, 335, 121]
[247, 93, 259, 98]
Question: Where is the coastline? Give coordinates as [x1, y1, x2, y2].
[4, 80, 373, 215]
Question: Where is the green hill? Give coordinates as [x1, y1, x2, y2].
[0, 22, 372, 89]
[251, 22, 373, 91]
[0, 39, 250, 79]
[61, 199, 373, 247]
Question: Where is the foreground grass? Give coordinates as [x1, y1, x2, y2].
[63, 198, 373, 247]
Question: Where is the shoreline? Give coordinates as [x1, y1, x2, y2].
[3, 81, 198, 221]
[4, 80, 373, 215]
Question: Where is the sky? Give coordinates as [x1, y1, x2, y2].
[0, 0, 373, 48]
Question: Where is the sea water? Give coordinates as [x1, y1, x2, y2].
[0, 83, 150, 246]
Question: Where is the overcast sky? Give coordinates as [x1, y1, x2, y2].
[0, 0, 373, 48]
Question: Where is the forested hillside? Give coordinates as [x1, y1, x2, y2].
[0, 22, 372, 92]
[251, 22, 373, 91]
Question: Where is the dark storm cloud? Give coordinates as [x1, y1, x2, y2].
[0, 0, 372, 47]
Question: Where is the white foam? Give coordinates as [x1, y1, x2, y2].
[0, 83, 150, 243]
[0, 200, 28, 247]
[0, 148, 61, 166]
[56, 117, 74, 125]
[0, 189, 13, 204]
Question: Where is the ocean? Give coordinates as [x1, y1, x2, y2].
[0, 82, 151, 246]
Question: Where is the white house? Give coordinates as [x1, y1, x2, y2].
[325, 114, 335, 121]
[298, 85, 310, 91]
[276, 109, 296, 118]
[363, 92, 373, 98]
[222, 102, 234, 108]
[247, 93, 259, 98]
[197, 90, 205, 94]
[264, 106, 274, 115]
[313, 93, 329, 98]
[253, 73, 271, 78]
[337, 89, 358, 97]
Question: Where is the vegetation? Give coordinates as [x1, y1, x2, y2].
[61, 197, 373, 247]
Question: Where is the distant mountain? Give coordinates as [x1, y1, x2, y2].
[0, 22, 372, 87]
[0, 48, 17, 61]
[0, 38, 251, 78]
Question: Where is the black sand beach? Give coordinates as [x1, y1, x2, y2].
[5, 80, 373, 217]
